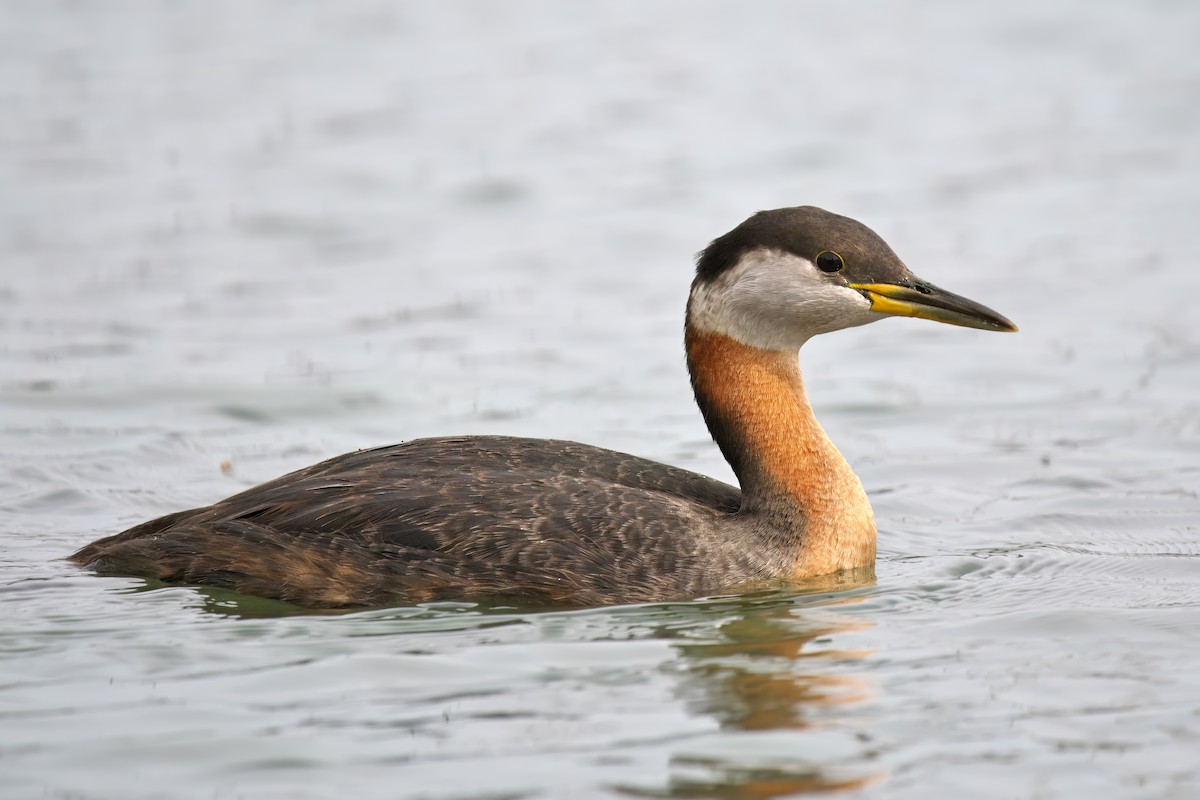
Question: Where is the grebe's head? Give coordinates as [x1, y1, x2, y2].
[687, 206, 1016, 351]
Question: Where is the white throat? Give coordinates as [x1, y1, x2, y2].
[686, 249, 879, 351]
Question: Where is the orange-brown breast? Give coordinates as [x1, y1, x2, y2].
[686, 330, 876, 578]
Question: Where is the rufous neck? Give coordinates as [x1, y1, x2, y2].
[684, 325, 876, 575]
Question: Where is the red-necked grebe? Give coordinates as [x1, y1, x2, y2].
[70, 206, 1016, 607]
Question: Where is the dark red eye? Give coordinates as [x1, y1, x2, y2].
[815, 250, 844, 273]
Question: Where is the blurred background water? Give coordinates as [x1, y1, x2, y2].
[2, 1, 1199, 798]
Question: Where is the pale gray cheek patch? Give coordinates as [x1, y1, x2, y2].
[687, 251, 880, 350]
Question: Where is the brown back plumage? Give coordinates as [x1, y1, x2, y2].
[71, 437, 772, 607]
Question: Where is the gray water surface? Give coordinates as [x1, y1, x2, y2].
[3, 2, 1199, 798]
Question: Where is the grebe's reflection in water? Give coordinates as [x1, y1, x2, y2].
[623, 578, 886, 798]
